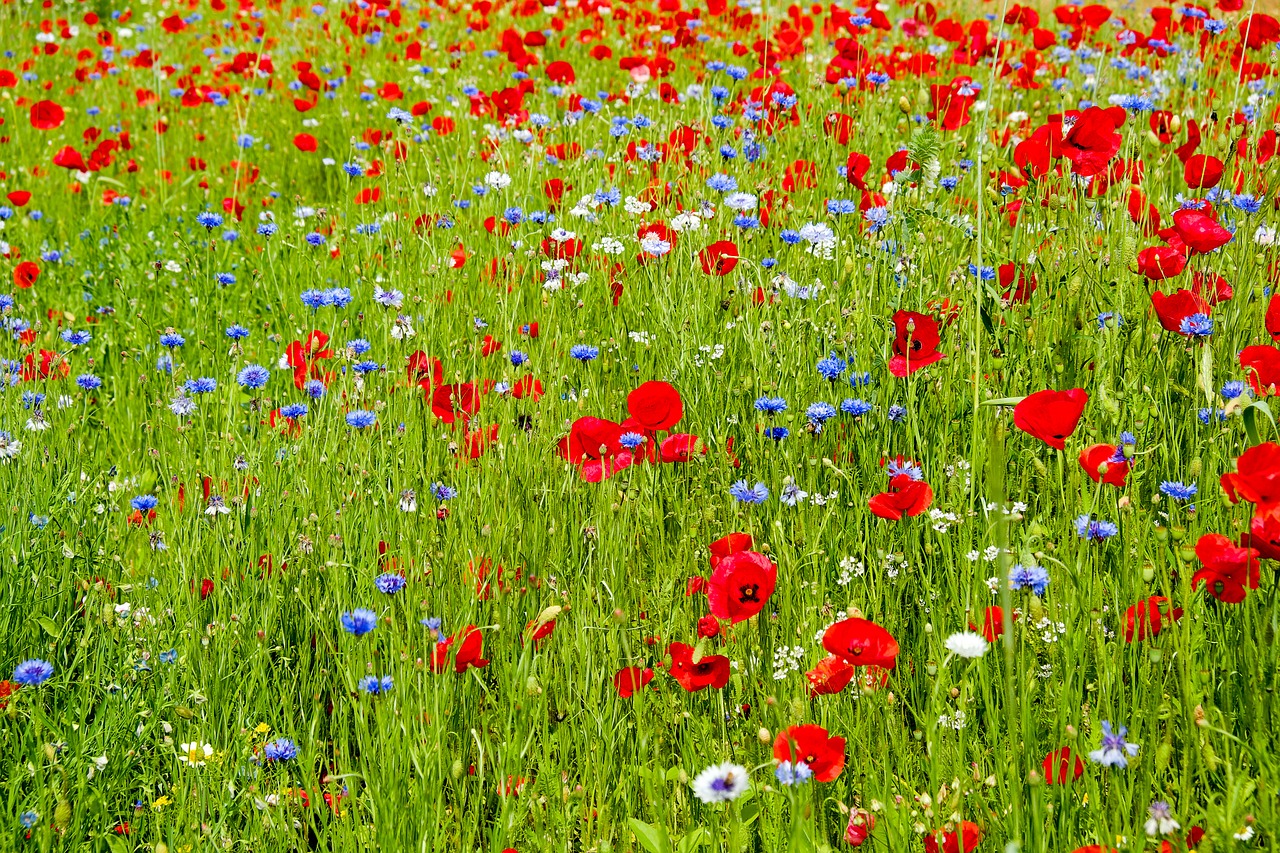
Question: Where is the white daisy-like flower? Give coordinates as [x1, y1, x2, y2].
[178, 742, 213, 767]
[691, 762, 750, 804]
[944, 631, 989, 659]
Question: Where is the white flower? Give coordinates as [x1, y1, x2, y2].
[1234, 825, 1255, 841]
[691, 762, 750, 803]
[670, 212, 704, 232]
[483, 171, 512, 190]
[944, 631, 988, 659]
[178, 742, 213, 766]
[0, 432, 22, 460]
[723, 192, 757, 211]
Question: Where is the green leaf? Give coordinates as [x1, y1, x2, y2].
[676, 827, 707, 853]
[1243, 400, 1275, 446]
[628, 818, 671, 853]
[982, 396, 1027, 407]
[38, 616, 61, 640]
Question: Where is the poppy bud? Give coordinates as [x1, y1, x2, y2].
[697, 615, 720, 639]
[757, 728, 771, 743]
[1169, 114, 1181, 133]
[897, 96, 911, 114]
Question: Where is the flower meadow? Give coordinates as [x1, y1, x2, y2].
[2, 0, 1280, 849]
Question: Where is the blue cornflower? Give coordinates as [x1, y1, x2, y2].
[340, 608, 378, 636]
[1231, 194, 1263, 214]
[19, 812, 38, 829]
[76, 374, 102, 391]
[887, 405, 907, 422]
[706, 173, 737, 192]
[1221, 381, 1248, 401]
[61, 330, 91, 346]
[216, 272, 237, 286]
[13, 658, 54, 686]
[346, 338, 372, 355]
[729, 480, 769, 503]
[1179, 313, 1213, 337]
[848, 371, 873, 388]
[763, 426, 789, 441]
[304, 380, 326, 399]
[159, 332, 185, 348]
[257, 222, 278, 237]
[618, 432, 646, 450]
[1009, 564, 1050, 596]
[1075, 514, 1119, 542]
[159, 649, 178, 664]
[374, 573, 406, 594]
[1198, 407, 1226, 425]
[841, 398, 873, 417]
[264, 738, 298, 761]
[226, 324, 250, 340]
[863, 206, 891, 231]
[510, 349, 529, 367]
[130, 495, 158, 513]
[183, 377, 217, 394]
[1159, 481, 1197, 501]
[827, 199, 858, 216]
[754, 396, 787, 415]
[1089, 721, 1139, 768]
[430, 483, 458, 501]
[237, 365, 270, 390]
[806, 402, 837, 425]
[196, 212, 224, 229]
[775, 761, 813, 786]
[569, 345, 600, 362]
[280, 403, 308, 419]
[885, 459, 923, 480]
[346, 410, 378, 429]
[816, 353, 847, 381]
[304, 232, 327, 247]
[353, 360, 381, 375]
[358, 674, 394, 695]
[967, 263, 997, 281]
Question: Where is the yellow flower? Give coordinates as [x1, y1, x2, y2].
[151, 795, 173, 812]
[254, 722, 271, 736]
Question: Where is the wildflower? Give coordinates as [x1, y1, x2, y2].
[944, 631, 988, 659]
[159, 331, 185, 348]
[358, 674, 394, 694]
[236, 365, 270, 390]
[178, 742, 214, 766]
[763, 426, 789, 441]
[887, 405, 907, 422]
[729, 480, 769, 503]
[1075, 514, 1119, 542]
[76, 374, 102, 391]
[1009, 564, 1050, 595]
[774, 761, 813, 786]
[340, 608, 378, 636]
[816, 353, 847, 381]
[1089, 721, 1139, 768]
[1179, 313, 1213, 337]
[806, 402, 837, 426]
[374, 573, 406, 594]
[841, 398, 873, 417]
[1159, 481, 1197, 501]
[13, 658, 54, 686]
[690, 762, 750, 803]
[1144, 801, 1180, 837]
[130, 495, 158, 513]
[754, 396, 787, 415]
[346, 410, 377, 429]
[569, 345, 600, 362]
[264, 738, 298, 762]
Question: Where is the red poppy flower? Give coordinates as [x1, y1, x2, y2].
[1191, 533, 1260, 604]
[1042, 747, 1084, 785]
[1220, 441, 1280, 505]
[868, 474, 934, 520]
[976, 605, 1013, 642]
[432, 382, 482, 425]
[772, 724, 846, 782]
[29, 100, 66, 130]
[293, 133, 318, 152]
[13, 261, 39, 289]
[452, 625, 489, 672]
[708, 533, 753, 570]
[1191, 271, 1232, 305]
[1172, 208, 1232, 255]
[1123, 596, 1183, 643]
[666, 642, 730, 692]
[558, 417, 625, 463]
[923, 820, 982, 853]
[1013, 388, 1088, 450]
[804, 654, 855, 697]
[1241, 502, 1280, 560]
[613, 666, 654, 698]
[822, 617, 899, 669]
[845, 151, 871, 189]
[888, 310, 945, 377]
[999, 263, 1036, 303]
[626, 381, 683, 431]
[1240, 345, 1280, 396]
[579, 451, 634, 483]
[698, 241, 739, 276]
[1079, 444, 1129, 487]
[706, 550, 777, 624]
[511, 374, 543, 401]
[1136, 244, 1188, 280]
[1060, 106, 1124, 177]
[1149, 289, 1210, 334]
[1182, 154, 1223, 189]
[1266, 295, 1280, 342]
[286, 330, 333, 389]
[659, 433, 704, 463]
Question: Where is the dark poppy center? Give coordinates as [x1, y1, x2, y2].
[737, 583, 760, 603]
